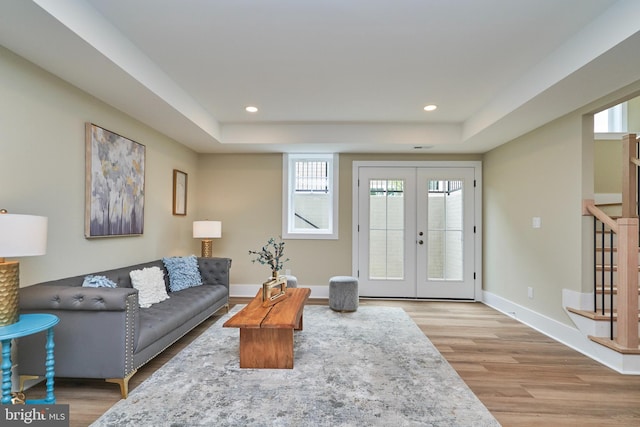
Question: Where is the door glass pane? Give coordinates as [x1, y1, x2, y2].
[427, 180, 463, 281]
[427, 230, 444, 279]
[369, 179, 404, 280]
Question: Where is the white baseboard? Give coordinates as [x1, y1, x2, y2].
[230, 284, 329, 299]
[482, 290, 640, 374]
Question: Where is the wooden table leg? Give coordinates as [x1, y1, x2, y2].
[295, 312, 304, 331]
[239, 328, 294, 369]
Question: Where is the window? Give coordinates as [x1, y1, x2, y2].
[283, 153, 338, 239]
[594, 102, 627, 133]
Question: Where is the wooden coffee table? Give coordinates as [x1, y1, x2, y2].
[223, 287, 311, 368]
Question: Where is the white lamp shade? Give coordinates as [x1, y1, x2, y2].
[0, 214, 48, 257]
[193, 221, 222, 239]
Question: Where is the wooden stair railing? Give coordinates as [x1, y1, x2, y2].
[583, 201, 639, 350]
[582, 132, 640, 352]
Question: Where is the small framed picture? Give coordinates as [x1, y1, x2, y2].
[173, 169, 187, 216]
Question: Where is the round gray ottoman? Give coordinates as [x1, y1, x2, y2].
[283, 275, 298, 288]
[329, 276, 358, 312]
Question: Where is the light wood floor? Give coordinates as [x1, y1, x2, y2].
[26, 299, 640, 426]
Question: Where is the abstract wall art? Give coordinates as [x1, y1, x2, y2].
[85, 123, 145, 238]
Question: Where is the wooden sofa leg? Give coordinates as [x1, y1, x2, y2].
[106, 370, 137, 399]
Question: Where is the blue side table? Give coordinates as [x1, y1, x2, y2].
[0, 314, 59, 405]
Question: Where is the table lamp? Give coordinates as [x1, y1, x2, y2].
[193, 221, 221, 257]
[0, 210, 48, 326]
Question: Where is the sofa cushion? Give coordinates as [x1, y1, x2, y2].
[82, 275, 117, 288]
[162, 255, 203, 292]
[130, 266, 170, 308]
[134, 284, 227, 352]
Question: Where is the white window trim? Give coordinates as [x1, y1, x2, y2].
[282, 153, 339, 239]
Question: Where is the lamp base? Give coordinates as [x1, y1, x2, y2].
[201, 239, 213, 258]
[0, 260, 19, 326]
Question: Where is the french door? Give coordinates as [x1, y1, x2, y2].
[355, 164, 478, 299]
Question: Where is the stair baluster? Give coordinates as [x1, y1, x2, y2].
[610, 229, 614, 339]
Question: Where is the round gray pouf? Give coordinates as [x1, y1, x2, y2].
[329, 276, 358, 312]
[283, 275, 298, 288]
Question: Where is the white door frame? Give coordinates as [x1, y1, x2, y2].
[352, 160, 483, 300]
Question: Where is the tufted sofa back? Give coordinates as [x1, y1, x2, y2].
[33, 258, 232, 292]
[198, 257, 231, 288]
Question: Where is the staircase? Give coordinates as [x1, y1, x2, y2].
[566, 222, 640, 354]
[573, 133, 640, 355]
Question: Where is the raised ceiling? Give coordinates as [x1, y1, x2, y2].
[1, 0, 640, 153]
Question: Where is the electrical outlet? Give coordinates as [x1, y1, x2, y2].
[532, 217, 541, 228]
[285, 269, 291, 276]
[527, 287, 534, 299]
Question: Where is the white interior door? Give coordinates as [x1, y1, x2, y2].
[356, 165, 477, 299]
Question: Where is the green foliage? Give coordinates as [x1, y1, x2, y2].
[248, 237, 290, 272]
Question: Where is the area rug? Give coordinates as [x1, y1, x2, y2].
[91, 306, 500, 427]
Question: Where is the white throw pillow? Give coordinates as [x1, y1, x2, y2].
[130, 266, 170, 308]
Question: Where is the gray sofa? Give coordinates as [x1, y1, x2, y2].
[17, 257, 231, 398]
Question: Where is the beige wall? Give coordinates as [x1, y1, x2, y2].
[7, 35, 640, 332]
[483, 80, 640, 325]
[483, 114, 586, 324]
[0, 46, 199, 286]
[629, 96, 640, 132]
[594, 139, 622, 194]
[1, 44, 483, 290]
[197, 152, 481, 286]
[593, 96, 640, 195]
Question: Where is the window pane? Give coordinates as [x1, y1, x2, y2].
[295, 161, 328, 192]
[369, 179, 404, 280]
[427, 179, 463, 281]
[292, 192, 330, 230]
[428, 230, 444, 280]
[446, 230, 463, 280]
[594, 102, 627, 133]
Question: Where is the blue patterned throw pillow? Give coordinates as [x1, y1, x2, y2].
[162, 255, 203, 292]
[82, 275, 117, 288]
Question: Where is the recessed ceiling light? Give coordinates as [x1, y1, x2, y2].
[245, 106, 258, 113]
[423, 104, 437, 112]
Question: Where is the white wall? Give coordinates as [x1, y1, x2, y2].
[0, 46, 200, 286]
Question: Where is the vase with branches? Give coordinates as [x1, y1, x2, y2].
[249, 237, 290, 278]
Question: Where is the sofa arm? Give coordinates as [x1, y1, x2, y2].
[198, 257, 232, 289]
[20, 285, 139, 311]
[18, 285, 140, 381]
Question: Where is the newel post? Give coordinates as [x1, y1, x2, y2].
[615, 217, 639, 349]
[622, 133, 637, 218]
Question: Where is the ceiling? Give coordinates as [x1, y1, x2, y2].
[1, 0, 640, 153]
